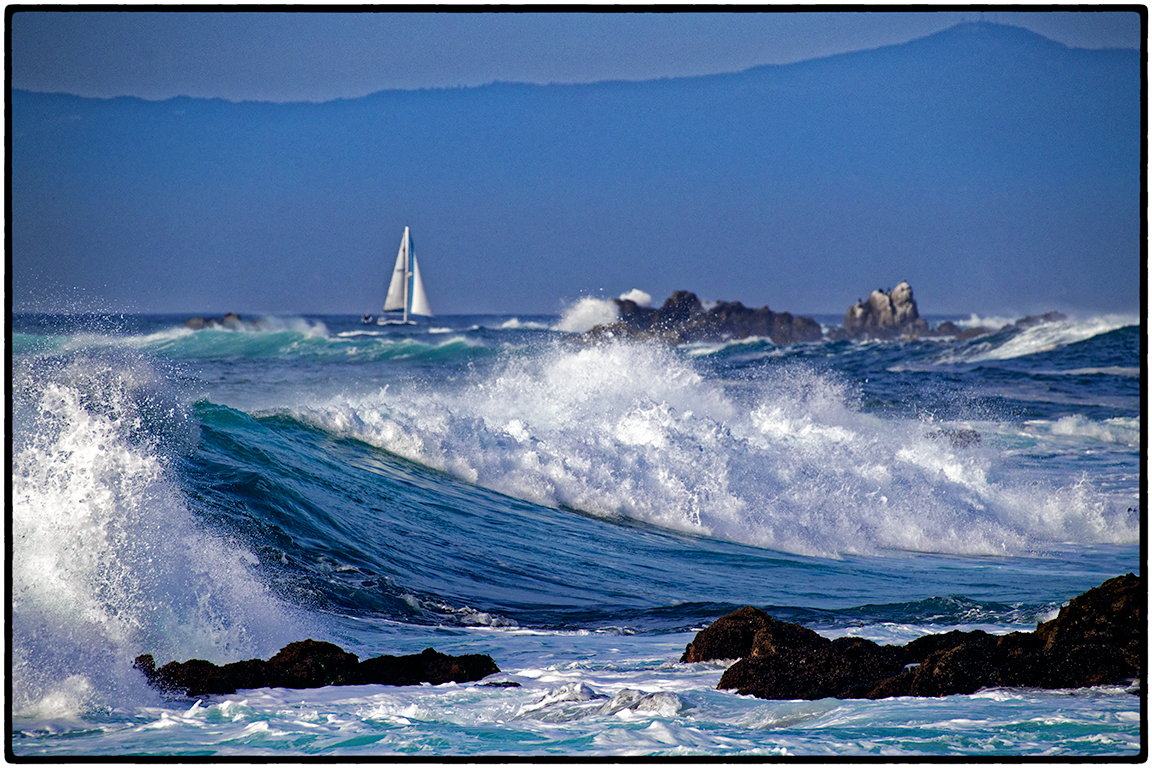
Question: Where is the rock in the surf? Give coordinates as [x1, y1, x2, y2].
[680, 605, 778, 662]
[184, 312, 245, 330]
[842, 281, 930, 340]
[685, 574, 1141, 700]
[718, 634, 909, 700]
[1012, 311, 1067, 329]
[590, 290, 823, 346]
[351, 647, 500, 687]
[926, 427, 982, 448]
[135, 640, 500, 697]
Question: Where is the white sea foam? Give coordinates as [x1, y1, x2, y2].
[336, 329, 383, 338]
[173, 315, 330, 337]
[959, 313, 1018, 330]
[293, 339, 1137, 558]
[555, 297, 620, 333]
[1050, 367, 1140, 378]
[496, 318, 551, 330]
[1029, 415, 1141, 448]
[11, 352, 305, 718]
[246, 316, 330, 336]
[618, 289, 653, 307]
[947, 315, 1136, 363]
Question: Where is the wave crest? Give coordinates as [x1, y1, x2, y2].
[291, 339, 1137, 558]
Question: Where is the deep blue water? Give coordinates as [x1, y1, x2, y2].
[9, 309, 1142, 757]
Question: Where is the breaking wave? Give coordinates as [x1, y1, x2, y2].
[289, 338, 1137, 558]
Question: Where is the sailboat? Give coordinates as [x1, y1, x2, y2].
[378, 226, 432, 325]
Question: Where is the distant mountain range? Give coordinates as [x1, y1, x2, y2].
[11, 22, 1141, 315]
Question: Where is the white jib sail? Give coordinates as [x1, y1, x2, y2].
[383, 228, 409, 313]
[409, 253, 432, 317]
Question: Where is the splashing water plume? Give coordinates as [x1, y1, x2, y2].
[12, 351, 305, 717]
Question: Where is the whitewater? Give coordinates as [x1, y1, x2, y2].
[9, 304, 1142, 757]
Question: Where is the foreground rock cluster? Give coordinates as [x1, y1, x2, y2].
[135, 640, 499, 697]
[681, 574, 1141, 700]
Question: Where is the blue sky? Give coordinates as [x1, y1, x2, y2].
[11, 10, 1141, 102]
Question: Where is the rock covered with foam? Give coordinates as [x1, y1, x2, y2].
[682, 574, 1142, 700]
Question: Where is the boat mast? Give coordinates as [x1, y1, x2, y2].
[402, 226, 411, 324]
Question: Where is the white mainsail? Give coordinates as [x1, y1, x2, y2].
[381, 226, 432, 323]
[383, 227, 410, 313]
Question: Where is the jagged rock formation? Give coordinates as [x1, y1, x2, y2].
[681, 574, 1141, 700]
[587, 290, 823, 346]
[840, 281, 930, 340]
[134, 640, 500, 697]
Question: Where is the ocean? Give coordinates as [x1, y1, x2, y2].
[9, 305, 1143, 758]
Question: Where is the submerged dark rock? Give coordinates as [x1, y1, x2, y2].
[590, 290, 822, 346]
[1013, 311, 1067, 329]
[927, 427, 982, 448]
[135, 640, 500, 697]
[685, 574, 1141, 700]
[184, 312, 245, 330]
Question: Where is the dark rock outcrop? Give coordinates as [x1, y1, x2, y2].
[955, 325, 993, 340]
[684, 574, 1141, 700]
[1013, 311, 1067, 329]
[185, 312, 245, 330]
[590, 291, 823, 346]
[351, 648, 500, 687]
[680, 606, 776, 663]
[926, 427, 982, 448]
[135, 640, 500, 697]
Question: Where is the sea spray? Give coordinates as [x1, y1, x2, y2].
[291, 338, 1137, 558]
[554, 290, 654, 333]
[554, 297, 620, 333]
[11, 349, 304, 717]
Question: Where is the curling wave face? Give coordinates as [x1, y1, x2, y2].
[290, 338, 1137, 558]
